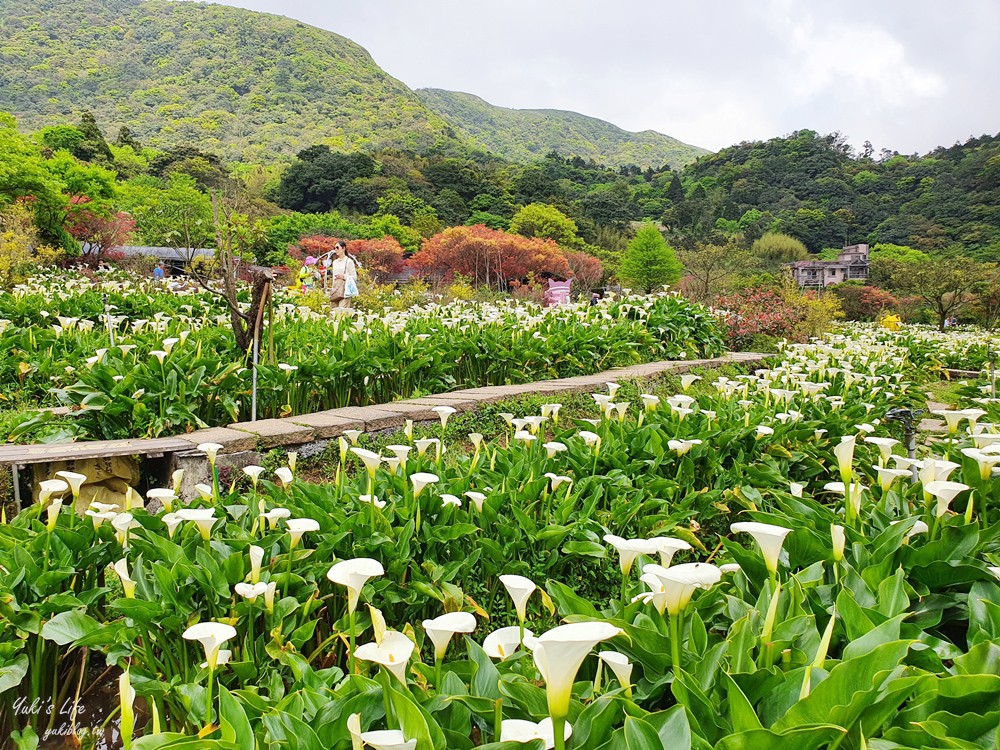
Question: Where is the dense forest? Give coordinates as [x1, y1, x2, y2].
[679, 131, 1000, 257]
[3, 104, 999, 267]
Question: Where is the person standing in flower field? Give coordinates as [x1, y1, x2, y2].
[329, 240, 360, 309]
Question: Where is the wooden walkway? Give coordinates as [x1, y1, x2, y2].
[0, 437, 194, 467]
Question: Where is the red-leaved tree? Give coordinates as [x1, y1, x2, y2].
[346, 237, 406, 282]
[829, 283, 898, 321]
[65, 196, 136, 259]
[564, 249, 604, 290]
[714, 287, 801, 349]
[294, 235, 406, 282]
[409, 224, 572, 288]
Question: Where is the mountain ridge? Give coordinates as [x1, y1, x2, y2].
[416, 88, 709, 169]
[0, 0, 708, 168]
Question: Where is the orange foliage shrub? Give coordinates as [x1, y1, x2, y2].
[409, 224, 574, 288]
[295, 235, 406, 282]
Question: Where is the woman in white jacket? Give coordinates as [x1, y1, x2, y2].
[329, 240, 359, 309]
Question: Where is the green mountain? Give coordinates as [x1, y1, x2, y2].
[0, 0, 707, 169]
[416, 88, 709, 169]
[0, 0, 460, 162]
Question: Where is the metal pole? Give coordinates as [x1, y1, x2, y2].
[11, 465, 21, 510]
[104, 293, 115, 348]
[251, 333, 259, 422]
[886, 407, 920, 482]
[991, 349, 996, 400]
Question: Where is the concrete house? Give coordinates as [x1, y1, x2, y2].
[788, 244, 870, 288]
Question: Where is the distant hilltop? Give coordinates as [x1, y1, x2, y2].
[0, 0, 707, 167]
[416, 89, 709, 169]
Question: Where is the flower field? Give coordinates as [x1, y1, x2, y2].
[889, 325, 1000, 373]
[2, 327, 999, 749]
[0, 270, 724, 443]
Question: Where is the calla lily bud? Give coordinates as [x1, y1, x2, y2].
[831, 524, 845, 562]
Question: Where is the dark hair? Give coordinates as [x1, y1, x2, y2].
[334, 240, 347, 250]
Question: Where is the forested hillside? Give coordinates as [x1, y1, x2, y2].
[0, 0, 707, 169]
[416, 88, 708, 169]
[674, 130, 1000, 258]
[0, 0, 460, 161]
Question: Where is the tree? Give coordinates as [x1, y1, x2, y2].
[679, 242, 755, 302]
[509, 203, 583, 248]
[973, 264, 1000, 329]
[891, 255, 985, 330]
[150, 146, 230, 191]
[563, 249, 605, 290]
[580, 182, 635, 229]
[115, 126, 141, 150]
[868, 243, 931, 289]
[65, 197, 136, 258]
[185, 191, 272, 354]
[73, 112, 115, 164]
[0, 113, 68, 244]
[376, 190, 437, 226]
[617, 223, 683, 293]
[276, 146, 376, 212]
[0, 200, 42, 289]
[117, 174, 214, 250]
[751, 232, 810, 273]
[37, 125, 85, 154]
[409, 225, 571, 288]
[828, 282, 898, 321]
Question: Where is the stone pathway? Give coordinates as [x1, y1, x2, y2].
[4, 352, 769, 503]
[182, 352, 769, 457]
[919, 401, 949, 435]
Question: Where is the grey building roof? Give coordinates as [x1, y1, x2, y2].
[117, 246, 215, 261]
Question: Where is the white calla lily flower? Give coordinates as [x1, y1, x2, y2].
[483, 626, 532, 660]
[113, 558, 136, 598]
[410, 472, 439, 498]
[347, 713, 416, 750]
[432, 405, 457, 427]
[354, 630, 414, 684]
[500, 718, 572, 749]
[642, 562, 722, 616]
[197, 442, 223, 466]
[499, 574, 537, 623]
[55, 471, 87, 498]
[422, 611, 477, 661]
[286, 518, 320, 548]
[529, 622, 622, 724]
[243, 465, 266, 487]
[274, 466, 294, 487]
[924, 480, 970, 518]
[182, 622, 238, 669]
[175, 508, 217, 540]
[598, 651, 633, 690]
[604, 534, 658, 575]
[248, 545, 264, 583]
[731, 522, 792, 575]
[235, 582, 268, 602]
[649, 537, 692, 567]
[327, 558, 385, 614]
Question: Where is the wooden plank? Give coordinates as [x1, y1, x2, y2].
[0, 437, 194, 466]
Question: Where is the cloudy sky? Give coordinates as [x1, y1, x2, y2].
[210, 0, 998, 154]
